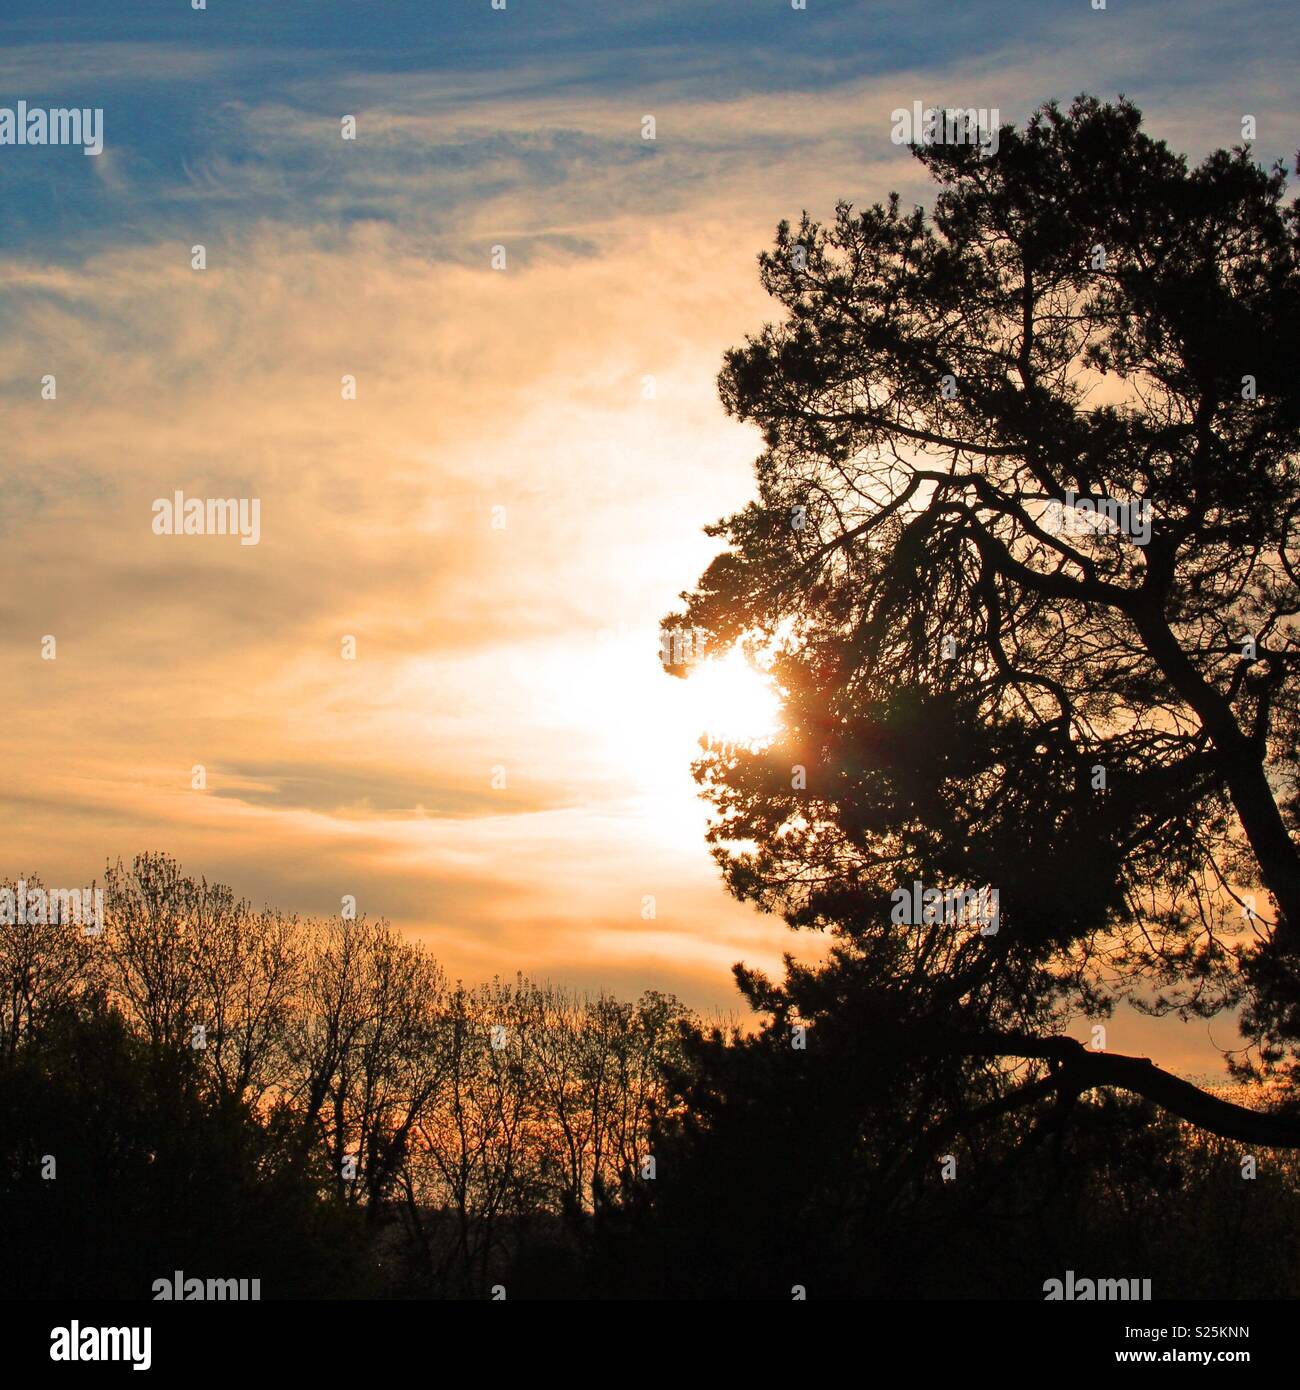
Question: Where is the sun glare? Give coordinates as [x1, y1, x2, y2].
[680, 645, 783, 748]
[558, 635, 778, 778]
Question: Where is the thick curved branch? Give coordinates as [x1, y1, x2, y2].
[967, 1031, 1300, 1147]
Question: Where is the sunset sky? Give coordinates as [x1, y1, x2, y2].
[3, 0, 1297, 1068]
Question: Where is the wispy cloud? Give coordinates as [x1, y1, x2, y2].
[3, 0, 1295, 1026]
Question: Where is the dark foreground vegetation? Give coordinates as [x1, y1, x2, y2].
[2, 854, 1299, 1300]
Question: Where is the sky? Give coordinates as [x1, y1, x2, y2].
[2, 0, 1297, 1068]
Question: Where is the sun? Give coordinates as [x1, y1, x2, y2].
[678, 645, 783, 748]
[543, 633, 782, 821]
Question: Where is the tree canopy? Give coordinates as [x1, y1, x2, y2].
[663, 94, 1300, 1144]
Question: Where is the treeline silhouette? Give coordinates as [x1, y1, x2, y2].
[4, 852, 1300, 1299]
[1, 854, 690, 1298]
